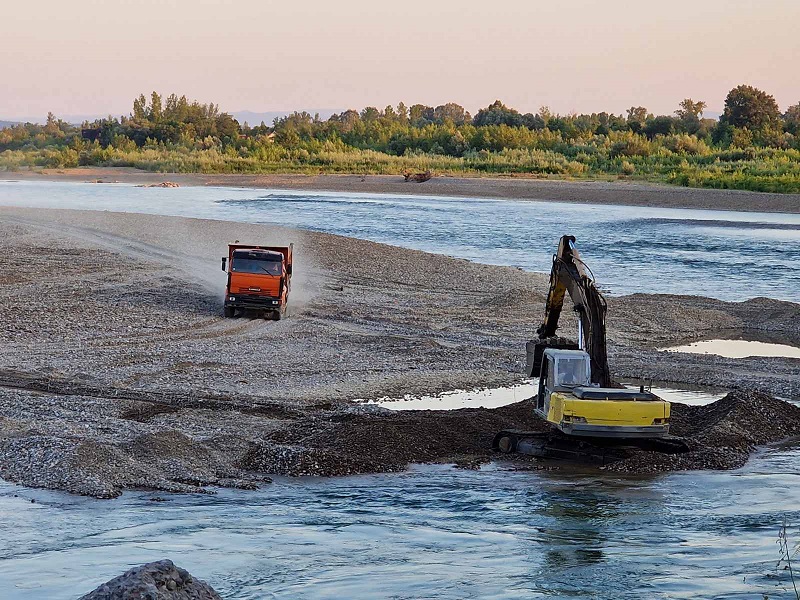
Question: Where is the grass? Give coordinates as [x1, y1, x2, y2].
[2, 140, 800, 194]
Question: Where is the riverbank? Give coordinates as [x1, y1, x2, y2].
[5, 167, 800, 213]
[0, 207, 798, 497]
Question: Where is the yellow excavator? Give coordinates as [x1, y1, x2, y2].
[494, 235, 681, 460]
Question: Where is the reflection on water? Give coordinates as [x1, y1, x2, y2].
[664, 339, 800, 359]
[1, 180, 799, 302]
[1, 449, 799, 600]
[369, 382, 725, 411]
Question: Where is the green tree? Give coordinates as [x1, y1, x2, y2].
[360, 106, 380, 122]
[133, 94, 148, 120]
[522, 113, 545, 130]
[150, 92, 163, 121]
[675, 98, 706, 120]
[721, 85, 780, 129]
[784, 102, 800, 135]
[433, 103, 468, 125]
[472, 100, 522, 127]
[626, 106, 648, 133]
[409, 104, 434, 126]
[675, 98, 706, 134]
[643, 115, 675, 139]
[396, 102, 408, 123]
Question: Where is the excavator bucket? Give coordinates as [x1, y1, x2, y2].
[525, 338, 579, 377]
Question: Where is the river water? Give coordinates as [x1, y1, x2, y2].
[1, 180, 799, 302]
[1, 179, 799, 598]
[1, 452, 799, 600]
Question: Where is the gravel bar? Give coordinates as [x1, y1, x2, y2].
[0, 206, 798, 497]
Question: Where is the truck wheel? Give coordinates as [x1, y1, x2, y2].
[223, 306, 235, 318]
[273, 310, 282, 321]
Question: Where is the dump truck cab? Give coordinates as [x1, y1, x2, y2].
[536, 348, 670, 438]
[221, 244, 293, 319]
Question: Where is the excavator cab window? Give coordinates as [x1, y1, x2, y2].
[555, 357, 589, 389]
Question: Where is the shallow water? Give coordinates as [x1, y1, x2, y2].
[1, 454, 799, 600]
[664, 339, 800, 359]
[367, 382, 727, 411]
[1, 180, 799, 302]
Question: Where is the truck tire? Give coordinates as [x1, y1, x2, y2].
[223, 306, 235, 318]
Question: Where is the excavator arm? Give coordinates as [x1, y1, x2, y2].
[525, 235, 611, 386]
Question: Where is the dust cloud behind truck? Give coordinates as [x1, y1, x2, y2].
[221, 243, 293, 320]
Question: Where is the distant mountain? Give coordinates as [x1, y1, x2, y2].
[0, 114, 120, 126]
[0, 120, 19, 129]
[232, 109, 341, 126]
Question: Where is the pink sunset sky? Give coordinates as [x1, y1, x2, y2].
[2, 0, 798, 121]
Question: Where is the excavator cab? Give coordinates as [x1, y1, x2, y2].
[534, 348, 669, 438]
[536, 349, 591, 412]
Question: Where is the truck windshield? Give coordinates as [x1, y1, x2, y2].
[556, 357, 589, 387]
[232, 258, 282, 275]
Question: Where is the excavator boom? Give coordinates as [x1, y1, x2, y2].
[526, 235, 611, 387]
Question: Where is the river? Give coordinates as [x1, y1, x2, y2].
[0, 179, 799, 598]
[1, 451, 799, 599]
[1, 180, 799, 302]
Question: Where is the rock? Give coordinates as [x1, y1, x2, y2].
[79, 559, 220, 599]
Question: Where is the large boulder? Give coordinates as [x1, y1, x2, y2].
[79, 559, 221, 600]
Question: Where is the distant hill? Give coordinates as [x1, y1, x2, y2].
[232, 109, 340, 126]
[0, 115, 113, 126]
[4, 110, 342, 127]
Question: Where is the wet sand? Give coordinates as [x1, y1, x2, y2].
[6, 167, 800, 213]
[0, 207, 798, 497]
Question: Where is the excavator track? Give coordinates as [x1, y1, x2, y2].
[492, 429, 690, 465]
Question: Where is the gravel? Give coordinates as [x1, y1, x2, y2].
[607, 389, 800, 472]
[0, 206, 798, 497]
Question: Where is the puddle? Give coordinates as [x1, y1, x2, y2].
[367, 381, 725, 411]
[368, 383, 538, 411]
[638, 386, 726, 406]
[662, 339, 800, 359]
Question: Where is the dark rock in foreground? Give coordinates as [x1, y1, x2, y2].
[79, 560, 220, 600]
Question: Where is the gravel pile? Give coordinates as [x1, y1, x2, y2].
[607, 389, 800, 473]
[79, 560, 220, 600]
[243, 401, 546, 476]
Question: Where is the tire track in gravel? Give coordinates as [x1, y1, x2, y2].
[0, 215, 224, 297]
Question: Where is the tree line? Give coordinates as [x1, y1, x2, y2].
[1, 85, 799, 193]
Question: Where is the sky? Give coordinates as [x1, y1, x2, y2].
[1, 0, 798, 121]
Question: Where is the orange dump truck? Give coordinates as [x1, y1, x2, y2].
[221, 243, 293, 319]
